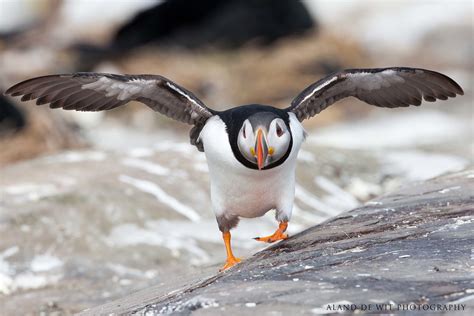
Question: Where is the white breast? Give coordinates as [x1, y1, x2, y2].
[199, 113, 305, 219]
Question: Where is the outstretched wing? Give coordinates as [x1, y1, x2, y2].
[4, 73, 215, 125]
[287, 67, 464, 121]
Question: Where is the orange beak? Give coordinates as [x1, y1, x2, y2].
[255, 129, 268, 170]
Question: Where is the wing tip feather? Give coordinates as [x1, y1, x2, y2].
[423, 68, 464, 96]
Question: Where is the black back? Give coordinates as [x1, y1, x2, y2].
[217, 104, 293, 170]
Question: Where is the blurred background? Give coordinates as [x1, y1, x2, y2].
[0, 0, 472, 314]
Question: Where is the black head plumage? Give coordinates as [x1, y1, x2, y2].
[217, 104, 293, 170]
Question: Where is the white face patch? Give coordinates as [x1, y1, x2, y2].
[81, 77, 155, 101]
[237, 119, 257, 163]
[266, 118, 291, 163]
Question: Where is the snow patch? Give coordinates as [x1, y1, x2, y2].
[0, 250, 63, 295]
[346, 178, 382, 201]
[1, 246, 19, 259]
[308, 111, 469, 149]
[439, 186, 461, 194]
[13, 273, 62, 291]
[30, 255, 63, 272]
[105, 223, 209, 265]
[107, 263, 153, 278]
[293, 204, 327, 224]
[298, 150, 316, 162]
[2, 183, 61, 202]
[0, 271, 62, 295]
[315, 176, 359, 210]
[44, 150, 106, 163]
[381, 150, 468, 181]
[295, 184, 339, 216]
[119, 175, 200, 222]
[122, 158, 170, 176]
[154, 141, 195, 154]
[127, 147, 155, 158]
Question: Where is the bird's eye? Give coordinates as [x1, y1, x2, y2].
[276, 124, 284, 137]
[242, 124, 247, 138]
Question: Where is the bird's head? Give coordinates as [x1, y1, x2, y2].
[237, 112, 291, 170]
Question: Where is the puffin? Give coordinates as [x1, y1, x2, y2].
[4, 67, 463, 270]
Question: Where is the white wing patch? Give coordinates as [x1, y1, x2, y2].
[81, 77, 156, 101]
[347, 69, 405, 91]
[299, 76, 338, 104]
[165, 81, 202, 108]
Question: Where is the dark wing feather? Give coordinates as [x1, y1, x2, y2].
[4, 73, 215, 125]
[287, 67, 464, 121]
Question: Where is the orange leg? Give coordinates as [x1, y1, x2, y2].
[220, 231, 241, 271]
[254, 221, 289, 243]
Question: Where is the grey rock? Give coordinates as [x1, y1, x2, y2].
[81, 170, 474, 315]
[0, 103, 471, 314]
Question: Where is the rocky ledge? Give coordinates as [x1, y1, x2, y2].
[81, 170, 474, 315]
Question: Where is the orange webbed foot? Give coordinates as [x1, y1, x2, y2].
[219, 256, 241, 271]
[254, 232, 288, 243]
[254, 221, 289, 243]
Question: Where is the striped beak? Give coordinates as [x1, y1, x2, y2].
[255, 129, 268, 170]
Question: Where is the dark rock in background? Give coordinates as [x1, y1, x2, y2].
[75, 0, 315, 70]
[0, 95, 26, 135]
[114, 0, 315, 49]
[81, 170, 474, 315]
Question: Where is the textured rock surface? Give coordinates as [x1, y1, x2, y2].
[0, 105, 471, 315]
[81, 170, 474, 315]
[0, 142, 380, 315]
[0, 110, 471, 314]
